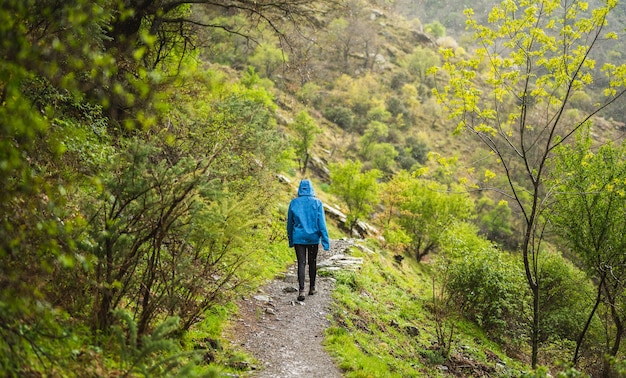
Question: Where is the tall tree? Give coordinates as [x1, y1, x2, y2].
[432, 0, 626, 368]
[383, 171, 474, 261]
[291, 110, 321, 175]
[105, 0, 336, 60]
[329, 160, 381, 233]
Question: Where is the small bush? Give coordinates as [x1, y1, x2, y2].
[445, 245, 528, 342]
[323, 106, 354, 130]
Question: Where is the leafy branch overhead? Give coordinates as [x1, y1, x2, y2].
[105, 0, 339, 65]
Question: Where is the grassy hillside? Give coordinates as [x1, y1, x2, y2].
[3, 0, 626, 376]
[324, 242, 528, 377]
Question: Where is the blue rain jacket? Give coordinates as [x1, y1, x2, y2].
[287, 180, 330, 250]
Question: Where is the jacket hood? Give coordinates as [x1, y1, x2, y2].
[297, 179, 315, 196]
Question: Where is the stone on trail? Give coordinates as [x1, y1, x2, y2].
[253, 295, 272, 302]
[318, 254, 364, 272]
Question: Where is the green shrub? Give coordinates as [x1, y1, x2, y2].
[323, 106, 354, 130]
[445, 245, 528, 342]
[405, 136, 429, 164]
[111, 311, 207, 377]
[536, 252, 594, 344]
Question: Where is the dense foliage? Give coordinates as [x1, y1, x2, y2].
[0, 0, 325, 375]
[3, 0, 626, 376]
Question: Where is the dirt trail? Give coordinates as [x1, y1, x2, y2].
[229, 240, 354, 377]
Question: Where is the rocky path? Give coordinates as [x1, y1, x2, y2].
[229, 239, 358, 378]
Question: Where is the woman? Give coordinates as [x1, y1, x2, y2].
[287, 179, 330, 301]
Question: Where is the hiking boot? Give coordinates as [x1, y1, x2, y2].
[308, 287, 317, 295]
[297, 290, 305, 301]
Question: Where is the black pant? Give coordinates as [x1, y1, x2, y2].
[294, 244, 318, 291]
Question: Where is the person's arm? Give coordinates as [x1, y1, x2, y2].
[287, 203, 294, 247]
[318, 202, 330, 251]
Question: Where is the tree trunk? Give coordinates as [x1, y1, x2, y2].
[105, 0, 156, 50]
[602, 282, 624, 378]
[94, 235, 115, 333]
[301, 153, 309, 175]
[531, 281, 539, 369]
[573, 273, 605, 366]
[522, 220, 539, 369]
[415, 241, 435, 262]
[95, 289, 113, 333]
[137, 250, 157, 337]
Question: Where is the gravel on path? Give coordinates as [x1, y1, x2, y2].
[228, 239, 355, 378]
